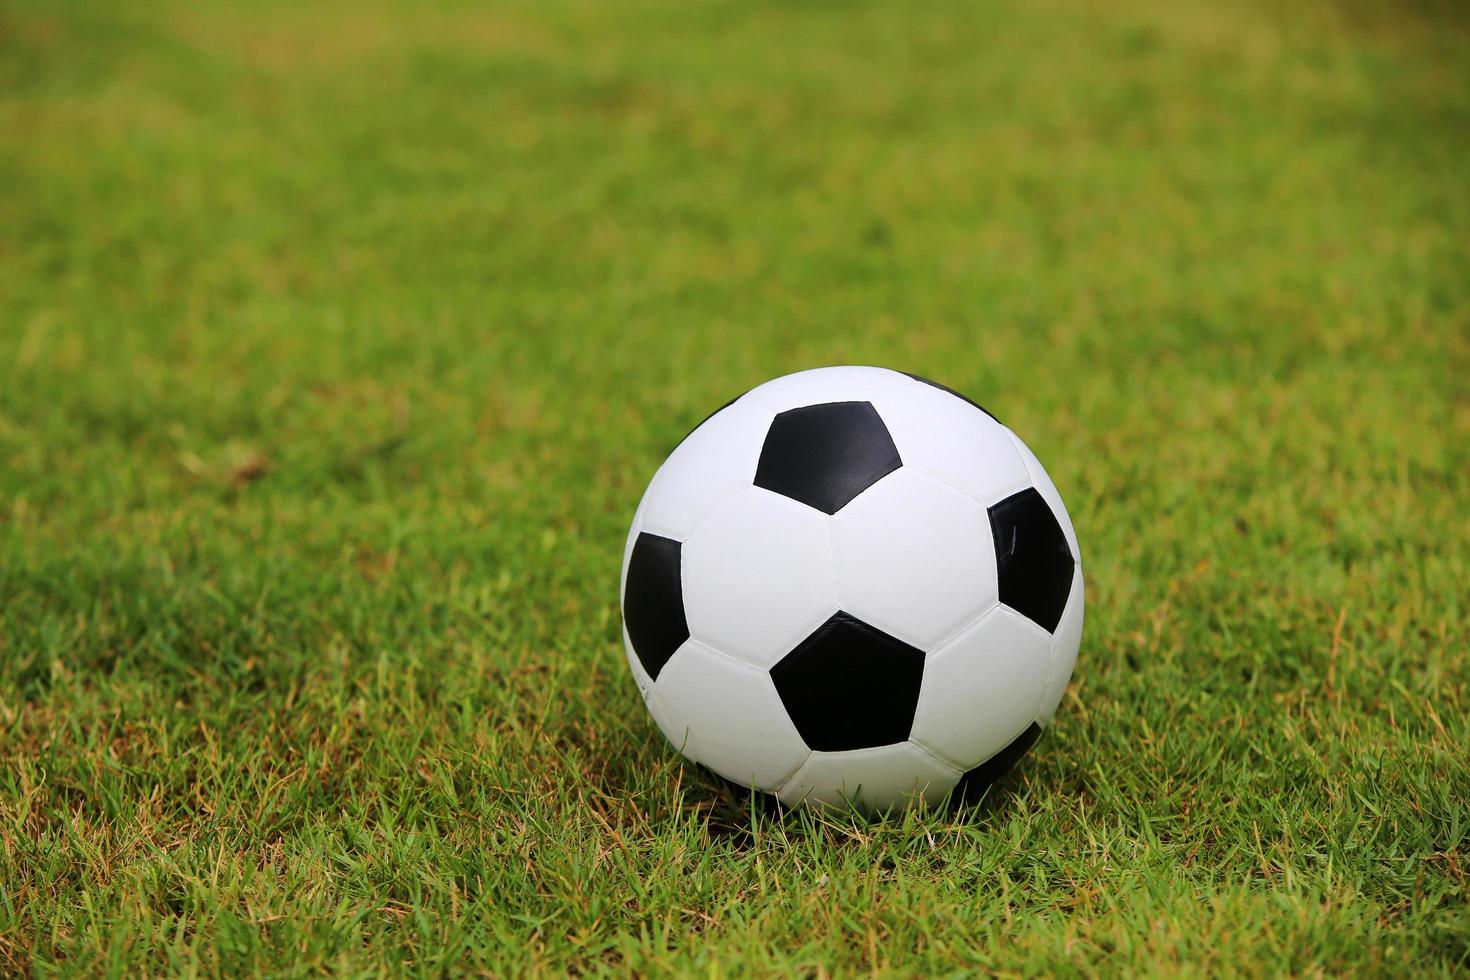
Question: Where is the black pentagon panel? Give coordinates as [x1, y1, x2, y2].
[623, 533, 688, 680]
[988, 487, 1075, 633]
[770, 612, 924, 752]
[903, 372, 1000, 424]
[754, 402, 901, 515]
[951, 722, 1042, 805]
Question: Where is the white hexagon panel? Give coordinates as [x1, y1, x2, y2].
[656, 640, 810, 790]
[876, 374, 1032, 508]
[682, 486, 839, 669]
[639, 394, 775, 541]
[831, 467, 998, 650]
[909, 606, 1054, 771]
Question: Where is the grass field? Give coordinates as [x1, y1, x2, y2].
[2, 0, 1468, 973]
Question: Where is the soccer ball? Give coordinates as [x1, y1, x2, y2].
[620, 366, 1082, 810]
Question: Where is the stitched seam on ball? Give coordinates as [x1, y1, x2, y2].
[692, 638, 771, 673]
[679, 478, 755, 546]
[824, 508, 845, 613]
[908, 738, 966, 780]
[1002, 427, 1038, 482]
[1002, 426, 1080, 562]
[673, 405, 775, 546]
[1042, 568, 1082, 722]
[908, 461, 1031, 513]
[890, 469, 1003, 652]
[1032, 569, 1077, 724]
[925, 601, 1002, 673]
[773, 750, 814, 802]
[768, 746, 811, 795]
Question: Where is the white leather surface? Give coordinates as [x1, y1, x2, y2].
[640, 394, 774, 541]
[1004, 427, 1081, 562]
[656, 639, 810, 790]
[1039, 566, 1084, 725]
[624, 627, 684, 750]
[880, 381, 1032, 508]
[831, 467, 997, 650]
[910, 606, 1054, 770]
[777, 740, 961, 810]
[682, 486, 839, 669]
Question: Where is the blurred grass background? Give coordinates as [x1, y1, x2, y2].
[1, 0, 1467, 973]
